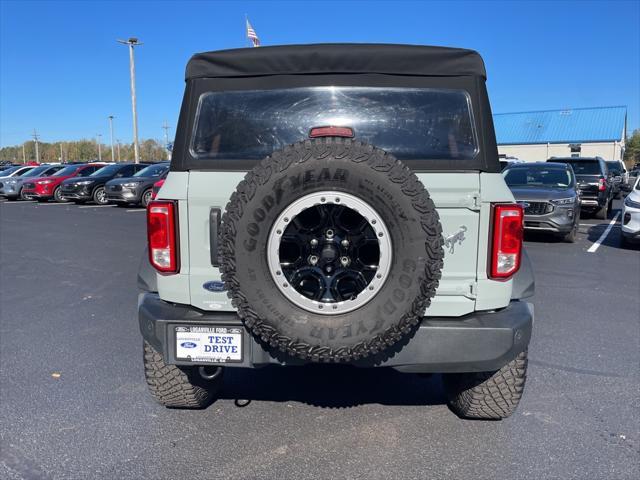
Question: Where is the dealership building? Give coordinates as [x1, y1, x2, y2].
[493, 106, 627, 162]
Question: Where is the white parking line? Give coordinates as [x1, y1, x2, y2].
[126, 209, 145, 212]
[78, 205, 115, 209]
[587, 213, 620, 253]
[35, 202, 68, 206]
[0, 200, 36, 204]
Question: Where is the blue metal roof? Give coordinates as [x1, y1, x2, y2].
[493, 106, 627, 145]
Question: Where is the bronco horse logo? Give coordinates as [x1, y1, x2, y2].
[444, 226, 468, 254]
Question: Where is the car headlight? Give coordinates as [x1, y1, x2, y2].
[551, 197, 576, 205]
[624, 196, 640, 209]
[5, 179, 17, 185]
[122, 182, 141, 188]
[37, 180, 54, 185]
[75, 180, 94, 185]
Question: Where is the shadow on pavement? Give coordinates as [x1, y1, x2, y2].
[220, 364, 447, 408]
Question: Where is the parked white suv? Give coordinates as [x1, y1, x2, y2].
[621, 176, 640, 246]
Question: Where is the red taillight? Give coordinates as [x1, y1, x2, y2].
[309, 126, 354, 138]
[598, 178, 606, 191]
[147, 201, 179, 274]
[490, 204, 523, 279]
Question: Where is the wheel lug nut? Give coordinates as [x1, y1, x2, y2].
[341, 239, 349, 248]
[310, 239, 318, 247]
[340, 256, 350, 266]
[326, 229, 334, 239]
[309, 255, 318, 265]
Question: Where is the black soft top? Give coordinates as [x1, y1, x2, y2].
[186, 43, 487, 80]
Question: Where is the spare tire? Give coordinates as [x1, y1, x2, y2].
[220, 138, 444, 362]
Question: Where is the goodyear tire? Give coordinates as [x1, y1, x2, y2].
[143, 341, 223, 408]
[220, 138, 444, 362]
[444, 350, 528, 419]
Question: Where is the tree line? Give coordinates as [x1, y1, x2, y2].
[625, 129, 640, 166]
[0, 138, 169, 163]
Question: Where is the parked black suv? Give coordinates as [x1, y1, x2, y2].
[60, 163, 148, 204]
[548, 157, 613, 219]
[105, 162, 169, 207]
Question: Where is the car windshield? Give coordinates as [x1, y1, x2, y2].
[191, 87, 478, 161]
[1, 166, 23, 176]
[91, 164, 122, 177]
[15, 168, 34, 176]
[503, 167, 572, 189]
[606, 161, 621, 175]
[563, 161, 600, 175]
[22, 165, 51, 177]
[53, 165, 81, 176]
[133, 164, 168, 177]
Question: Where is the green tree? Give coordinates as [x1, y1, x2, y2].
[625, 129, 640, 167]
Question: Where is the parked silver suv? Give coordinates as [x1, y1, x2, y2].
[137, 44, 534, 419]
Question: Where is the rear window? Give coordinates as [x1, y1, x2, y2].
[564, 161, 600, 175]
[606, 161, 621, 175]
[191, 87, 478, 161]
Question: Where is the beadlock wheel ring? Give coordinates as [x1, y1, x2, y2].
[267, 191, 392, 315]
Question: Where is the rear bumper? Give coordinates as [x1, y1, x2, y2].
[138, 293, 533, 373]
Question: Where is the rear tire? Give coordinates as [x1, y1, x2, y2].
[595, 202, 608, 220]
[443, 350, 528, 420]
[143, 341, 223, 408]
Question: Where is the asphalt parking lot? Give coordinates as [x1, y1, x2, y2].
[1, 199, 638, 480]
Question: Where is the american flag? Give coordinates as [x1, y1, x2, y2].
[246, 19, 260, 47]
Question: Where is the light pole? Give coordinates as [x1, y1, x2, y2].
[116, 139, 122, 162]
[117, 37, 142, 163]
[32, 129, 40, 164]
[96, 134, 102, 161]
[108, 115, 116, 162]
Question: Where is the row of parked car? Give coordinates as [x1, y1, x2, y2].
[0, 161, 169, 207]
[499, 156, 639, 246]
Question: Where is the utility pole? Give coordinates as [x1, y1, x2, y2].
[117, 37, 142, 163]
[108, 115, 116, 162]
[162, 120, 170, 148]
[32, 129, 40, 164]
[96, 134, 102, 161]
[116, 140, 121, 162]
[59, 143, 64, 162]
[162, 120, 171, 160]
[22, 144, 26, 163]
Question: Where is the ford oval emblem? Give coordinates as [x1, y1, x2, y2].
[203, 281, 225, 292]
[180, 342, 197, 349]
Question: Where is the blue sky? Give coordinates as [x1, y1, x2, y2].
[1, 0, 638, 147]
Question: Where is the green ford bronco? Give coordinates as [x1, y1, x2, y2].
[138, 44, 534, 419]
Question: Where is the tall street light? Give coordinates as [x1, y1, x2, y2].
[108, 115, 116, 162]
[96, 134, 103, 161]
[117, 37, 142, 164]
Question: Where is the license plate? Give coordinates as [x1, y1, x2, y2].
[174, 326, 243, 363]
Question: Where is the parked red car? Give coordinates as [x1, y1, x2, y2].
[151, 178, 165, 200]
[22, 163, 105, 202]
